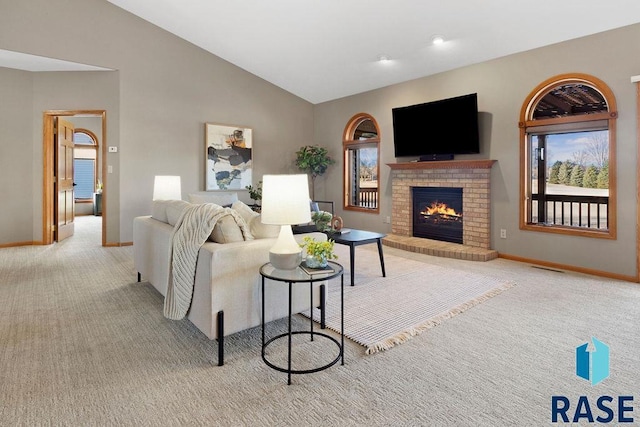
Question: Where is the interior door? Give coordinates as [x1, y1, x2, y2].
[55, 117, 75, 241]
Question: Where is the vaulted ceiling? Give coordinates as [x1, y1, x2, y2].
[105, 1, 640, 104]
[4, 1, 640, 104]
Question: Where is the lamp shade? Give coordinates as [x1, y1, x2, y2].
[261, 174, 311, 225]
[152, 176, 182, 200]
[261, 174, 311, 270]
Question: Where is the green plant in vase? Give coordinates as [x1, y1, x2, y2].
[311, 211, 332, 232]
[295, 145, 335, 200]
[300, 236, 337, 268]
[245, 180, 262, 210]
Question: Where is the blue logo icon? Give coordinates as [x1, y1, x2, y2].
[576, 337, 609, 386]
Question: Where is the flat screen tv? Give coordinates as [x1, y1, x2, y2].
[392, 93, 479, 160]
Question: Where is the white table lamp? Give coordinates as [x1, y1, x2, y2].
[153, 176, 182, 200]
[261, 174, 311, 270]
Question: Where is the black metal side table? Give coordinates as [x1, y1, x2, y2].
[260, 261, 344, 385]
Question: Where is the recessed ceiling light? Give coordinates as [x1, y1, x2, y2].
[377, 54, 391, 62]
[431, 35, 445, 45]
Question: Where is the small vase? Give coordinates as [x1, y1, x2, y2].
[305, 254, 328, 269]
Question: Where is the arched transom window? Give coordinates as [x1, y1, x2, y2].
[343, 113, 380, 213]
[519, 73, 617, 239]
[73, 129, 99, 200]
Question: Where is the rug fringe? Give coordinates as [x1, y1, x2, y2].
[364, 281, 516, 355]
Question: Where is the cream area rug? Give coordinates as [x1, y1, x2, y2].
[305, 246, 515, 354]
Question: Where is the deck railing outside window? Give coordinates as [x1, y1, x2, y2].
[357, 187, 378, 209]
[531, 194, 608, 229]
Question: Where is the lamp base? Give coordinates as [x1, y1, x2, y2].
[269, 225, 303, 270]
[269, 251, 302, 270]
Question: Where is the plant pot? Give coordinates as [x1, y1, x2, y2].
[305, 254, 328, 269]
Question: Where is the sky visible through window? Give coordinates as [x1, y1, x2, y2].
[546, 130, 608, 166]
[358, 147, 378, 184]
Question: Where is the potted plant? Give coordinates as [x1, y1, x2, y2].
[300, 236, 337, 268]
[311, 211, 332, 232]
[295, 145, 335, 200]
[245, 180, 262, 210]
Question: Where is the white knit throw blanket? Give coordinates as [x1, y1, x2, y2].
[163, 203, 250, 320]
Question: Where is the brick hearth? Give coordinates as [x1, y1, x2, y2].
[385, 159, 498, 261]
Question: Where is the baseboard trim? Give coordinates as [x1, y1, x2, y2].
[0, 241, 132, 248]
[498, 253, 638, 283]
[0, 241, 44, 248]
[103, 241, 133, 247]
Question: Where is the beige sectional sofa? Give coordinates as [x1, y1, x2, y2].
[133, 198, 326, 365]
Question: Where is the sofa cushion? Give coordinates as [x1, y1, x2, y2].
[231, 201, 259, 239]
[166, 200, 193, 226]
[250, 215, 280, 239]
[210, 213, 247, 243]
[231, 200, 257, 221]
[151, 200, 171, 223]
[151, 200, 191, 225]
[188, 192, 238, 206]
[229, 200, 279, 238]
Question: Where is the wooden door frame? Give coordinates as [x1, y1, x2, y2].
[42, 110, 107, 246]
[636, 80, 640, 282]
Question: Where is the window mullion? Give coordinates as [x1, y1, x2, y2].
[537, 135, 547, 224]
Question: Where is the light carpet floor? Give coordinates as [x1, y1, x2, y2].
[306, 251, 514, 354]
[2, 216, 640, 426]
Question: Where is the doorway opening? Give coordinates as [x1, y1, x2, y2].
[42, 110, 107, 246]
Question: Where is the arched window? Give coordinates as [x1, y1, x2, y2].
[519, 73, 617, 238]
[73, 129, 99, 200]
[343, 114, 380, 213]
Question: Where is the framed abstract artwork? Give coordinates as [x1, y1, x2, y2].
[205, 123, 253, 190]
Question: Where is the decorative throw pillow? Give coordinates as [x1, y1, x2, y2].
[166, 200, 192, 226]
[249, 215, 280, 239]
[151, 200, 170, 224]
[231, 201, 258, 239]
[231, 200, 280, 239]
[188, 192, 238, 207]
[210, 213, 246, 243]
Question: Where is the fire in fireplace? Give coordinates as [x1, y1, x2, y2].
[412, 187, 463, 244]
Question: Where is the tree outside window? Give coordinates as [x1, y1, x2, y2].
[519, 73, 617, 239]
[343, 114, 380, 213]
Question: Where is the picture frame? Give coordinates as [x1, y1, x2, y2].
[205, 123, 253, 191]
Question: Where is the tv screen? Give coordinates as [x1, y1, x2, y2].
[392, 93, 479, 159]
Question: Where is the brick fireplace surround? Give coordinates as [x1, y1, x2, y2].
[384, 159, 498, 261]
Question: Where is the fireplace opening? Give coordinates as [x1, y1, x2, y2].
[412, 187, 463, 244]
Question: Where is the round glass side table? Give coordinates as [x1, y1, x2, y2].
[259, 261, 344, 385]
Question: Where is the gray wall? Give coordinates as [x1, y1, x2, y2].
[2, 0, 638, 278]
[314, 24, 640, 278]
[31, 71, 120, 243]
[0, 0, 314, 245]
[0, 67, 34, 244]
